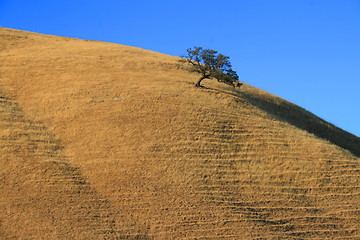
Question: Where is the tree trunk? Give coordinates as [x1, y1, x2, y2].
[195, 75, 209, 87]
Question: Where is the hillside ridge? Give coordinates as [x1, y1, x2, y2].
[1, 28, 359, 239]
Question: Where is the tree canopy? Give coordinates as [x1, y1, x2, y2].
[180, 47, 242, 88]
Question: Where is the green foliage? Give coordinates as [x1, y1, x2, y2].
[180, 47, 242, 88]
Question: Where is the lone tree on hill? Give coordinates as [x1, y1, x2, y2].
[180, 47, 242, 88]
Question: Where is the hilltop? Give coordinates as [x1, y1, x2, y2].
[0, 28, 359, 239]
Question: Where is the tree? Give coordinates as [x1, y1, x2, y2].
[180, 47, 242, 88]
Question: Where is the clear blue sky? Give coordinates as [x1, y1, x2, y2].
[1, 0, 359, 137]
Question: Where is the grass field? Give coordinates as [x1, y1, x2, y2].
[0, 28, 359, 239]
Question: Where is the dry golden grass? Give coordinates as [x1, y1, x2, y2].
[0, 27, 359, 239]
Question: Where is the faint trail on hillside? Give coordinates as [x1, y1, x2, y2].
[0, 95, 149, 239]
[145, 88, 360, 238]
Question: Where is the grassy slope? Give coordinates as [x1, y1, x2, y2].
[0, 28, 359, 239]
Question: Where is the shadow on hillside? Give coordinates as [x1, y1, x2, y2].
[204, 86, 360, 158]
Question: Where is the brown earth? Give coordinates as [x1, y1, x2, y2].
[0, 28, 359, 239]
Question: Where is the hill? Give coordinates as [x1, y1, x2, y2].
[0, 28, 359, 239]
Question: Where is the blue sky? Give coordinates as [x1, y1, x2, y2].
[1, 0, 359, 137]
